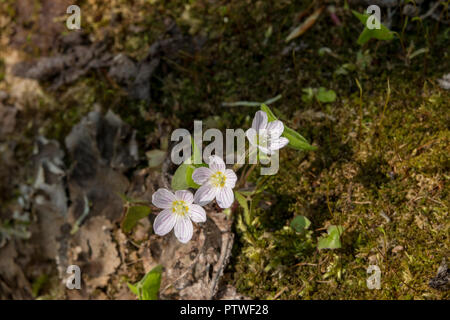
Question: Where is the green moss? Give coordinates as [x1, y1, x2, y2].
[230, 73, 449, 299]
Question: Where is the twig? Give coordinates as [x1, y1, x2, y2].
[160, 252, 201, 294]
[272, 287, 288, 300]
[221, 94, 282, 107]
[420, 1, 442, 20]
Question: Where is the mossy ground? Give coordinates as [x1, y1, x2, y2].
[0, 0, 448, 299]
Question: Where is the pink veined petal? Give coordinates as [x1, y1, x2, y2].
[257, 144, 271, 155]
[245, 128, 258, 147]
[264, 147, 276, 155]
[174, 216, 193, 243]
[188, 204, 206, 223]
[175, 190, 194, 204]
[256, 129, 270, 149]
[252, 110, 268, 132]
[192, 167, 213, 185]
[208, 155, 226, 172]
[216, 187, 234, 209]
[224, 169, 237, 188]
[193, 183, 218, 206]
[269, 137, 289, 151]
[152, 188, 176, 209]
[153, 209, 176, 236]
[266, 120, 284, 138]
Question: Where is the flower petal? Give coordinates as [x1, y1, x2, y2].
[269, 137, 289, 151]
[153, 209, 176, 236]
[245, 128, 258, 147]
[152, 188, 176, 209]
[266, 120, 284, 138]
[188, 204, 206, 223]
[174, 217, 193, 243]
[193, 183, 218, 205]
[257, 144, 271, 155]
[252, 110, 268, 132]
[216, 187, 234, 208]
[192, 167, 213, 185]
[224, 169, 237, 188]
[208, 155, 225, 172]
[175, 190, 194, 204]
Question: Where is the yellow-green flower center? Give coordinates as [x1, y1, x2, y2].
[210, 171, 227, 188]
[172, 200, 189, 216]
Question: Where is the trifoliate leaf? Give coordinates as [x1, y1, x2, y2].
[290, 215, 311, 233]
[318, 225, 343, 250]
[121, 205, 151, 233]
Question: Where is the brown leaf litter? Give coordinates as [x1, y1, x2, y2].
[0, 108, 241, 299]
[12, 23, 204, 101]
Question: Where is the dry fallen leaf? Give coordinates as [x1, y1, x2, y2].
[286, 7, 324, 42]
[145, 210, 234, 300]
[67, 216, 121, 291]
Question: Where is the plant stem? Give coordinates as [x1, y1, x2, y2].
[238, 163, 257, 188]
[233, 149, 249, 171]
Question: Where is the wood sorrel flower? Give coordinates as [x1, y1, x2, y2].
[152, 188, 206, 243]
[246, 110, 289, 155]
[192, 155, 237, 208]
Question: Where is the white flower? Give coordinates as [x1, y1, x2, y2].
[245, 110, 289, 155]
[192, 155, 238, 208]
[152, 188, 206, 243]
